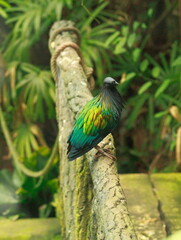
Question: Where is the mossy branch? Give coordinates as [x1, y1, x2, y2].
[49, 20, 137, 240]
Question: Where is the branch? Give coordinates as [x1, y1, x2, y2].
[49, 20, 137, 240]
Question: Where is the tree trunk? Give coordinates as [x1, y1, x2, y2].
[49, 20, 137, 240]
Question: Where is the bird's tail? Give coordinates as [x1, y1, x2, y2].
[68, 145, 90, 161]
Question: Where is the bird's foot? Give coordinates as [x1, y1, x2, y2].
[95, 146, 117, 160]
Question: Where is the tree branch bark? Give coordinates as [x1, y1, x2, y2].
[49, 20, 137, 240]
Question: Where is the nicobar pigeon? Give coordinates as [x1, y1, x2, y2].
[67, 77, 124, 161]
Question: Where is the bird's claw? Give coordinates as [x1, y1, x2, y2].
[103, 149, 117, 160]
[95, 146, 117, 161]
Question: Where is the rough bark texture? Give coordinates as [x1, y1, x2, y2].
[49, 20, 137, 240]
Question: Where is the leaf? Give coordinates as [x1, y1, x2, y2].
[49, 88, 56, 102]
[152, 66, 161, 78]
[125, 72, 136, 81]
[121, 25, 129, 36]
[140, 59, 149, 72]
[132, 48, 141, 62]
[47, 179, 58, 193]
[55, 2, 63, 20]
[127, 33, 136, 48]
[0, 0, 11, 8]
[17, 67, 54, 122]
[154, 111, 168, 118]
[155, 79, 171, 98]
[0, 171, 18, 205]
[141, 23, 147, 29]
[172, 56, 181, 67]
[14, 123, 39, 158]
[90, 22, 112, 33]
[90, 25, 114, 37]
[12, 170, 25, 188]
[138, 81, 152, 95]
[127, 94, 149, 129]
[39, 204, 52, 218]
[162, 94, 181, 107]
[114, 37, 127, 54]
[34, 9, 41, 32]
[0, 7, 8, 18]
[81, 1, 108, 31]
[145, 53, 162, 67]
[159, 53, 169, 72]
[148, 96, 154, 133]
[133, 21, 140, 31]
[105, 31, 120, 46]
[20, 63, 40, 73]
[0, 169, 12, 186]
[88, 39, 107, 48]
[147, 8, 153, 17]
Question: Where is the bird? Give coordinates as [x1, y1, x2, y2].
[67, 77, 125, 161]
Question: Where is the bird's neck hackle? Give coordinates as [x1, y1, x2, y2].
[99, 85, 125, 116]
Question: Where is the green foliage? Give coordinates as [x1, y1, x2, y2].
[3, 0, 65, 61]
[16, 63, 55, 121]
[118, 40, 181, 172]
[0, 148, 58, 219]
[2, 61, 56, 159]
[0, 0, 10, 18]
[14, 123, 39, 158]
[79, 2, 123, 83]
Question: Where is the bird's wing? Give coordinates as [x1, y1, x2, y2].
[68, 97, 116, 149]
[78, 104, 114, 135]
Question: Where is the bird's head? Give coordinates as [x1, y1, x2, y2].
[103, 77, 119, 88]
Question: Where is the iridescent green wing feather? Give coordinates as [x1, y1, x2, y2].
[68, 96, 116, 149]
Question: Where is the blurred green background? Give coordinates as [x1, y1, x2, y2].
[0, 0, 180, 220]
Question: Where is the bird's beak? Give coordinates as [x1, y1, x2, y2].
[115, 81, 119, 85]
